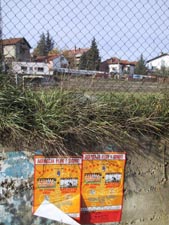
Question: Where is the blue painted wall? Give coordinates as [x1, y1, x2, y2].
[0, 151, 56, 225]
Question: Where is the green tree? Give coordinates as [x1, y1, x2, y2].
[87, 38, 101, 70]
[79, 38, 101, 70]
[33, 32, 55, 56]
[33, 33, 46, 56]
[48, 48, 60, 55]
[78, 51, 88, 70]
[157, 66, 169, 77]
[46, 31, 54, 53]
[134, 54, 147, 75]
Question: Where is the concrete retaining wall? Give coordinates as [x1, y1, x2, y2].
[0, 138, 168, 225]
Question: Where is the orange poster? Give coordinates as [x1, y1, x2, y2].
[81, 152, 126, 224]
[33, 156, 82, 221]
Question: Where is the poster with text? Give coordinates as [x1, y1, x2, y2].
[81, 152, 126, 224]
[33, 156, 82, 221]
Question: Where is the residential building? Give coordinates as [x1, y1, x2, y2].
[12, 54, 69, 75]
[1, 37, 31, 64]
[35, 54, 69, 70]
[107, 57, 137, 76]
[12, 62, 52, 75]
[146, 53, 169, 71]
[64, 47, 89, 69]
[48, 54, 69, 70]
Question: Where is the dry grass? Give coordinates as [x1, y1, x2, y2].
[0, 74, 169, 155]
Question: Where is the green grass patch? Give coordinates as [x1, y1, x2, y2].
[0, 79, 169, 155]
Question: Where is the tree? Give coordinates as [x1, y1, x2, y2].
[33, 33, 46, 56]
[87, 38, 101, 70]
[78, 51, 88, 70]
[33, 31, 55, 56]
[48, 48, 60, 55]
[79, 38, 101, 70]
[134, 54, 147, 75]
[62, 50, 75, 68]
[157, 66, 169, 77]
[46, 31, 54, 53]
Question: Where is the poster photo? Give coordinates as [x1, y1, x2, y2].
[33, 156, 82, 221]
[81, 152, 126, 224]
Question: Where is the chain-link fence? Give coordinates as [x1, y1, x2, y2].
[1, 2, 169, 225]
[1, 0, 169, 88]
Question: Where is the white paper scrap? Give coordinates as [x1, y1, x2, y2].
[34, 200, 81, 225]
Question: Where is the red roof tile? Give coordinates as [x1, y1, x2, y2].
[47, 54, 60, 61]
[65, 48, 89, 56]
[108, 57, 137, 65]
[0, 37, 31, 48]
[35, 54, 62, 62]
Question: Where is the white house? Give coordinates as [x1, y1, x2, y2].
[146, 53, 169, 71]
[107, 57, 136, 76]
[12, 61, 53, 75]
[35, 54, 69, 71]
[12, 53, 69, 75]
[48, 54, 69, 70]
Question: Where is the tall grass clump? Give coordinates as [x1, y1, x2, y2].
[0, 80, 169, 155]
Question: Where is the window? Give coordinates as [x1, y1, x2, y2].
[21, 66, 27, 72]
[37, 67, 44, 72]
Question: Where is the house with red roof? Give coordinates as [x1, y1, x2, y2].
[107, 57, 137, 76]
[100, 57, 137, 77]
[35, 54, 69, 70]
[12, 54, 69, 75]
[1, 37, 31, 64]
[63, 47, 89, 69]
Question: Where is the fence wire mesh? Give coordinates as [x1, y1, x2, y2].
[1, 2, 169, 225]
[1, 0, 169, 89]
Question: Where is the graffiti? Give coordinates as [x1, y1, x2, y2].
[0, 151, 56, 225]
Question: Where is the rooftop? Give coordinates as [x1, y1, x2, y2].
[107, 57, 137, 65]
[35, 54, 63, 62]
[0, 37, 31, 48]
[146, 53, 169, 63]
[65, 48, 89, 56]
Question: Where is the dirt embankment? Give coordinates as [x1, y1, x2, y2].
[120, 137, 169, 225]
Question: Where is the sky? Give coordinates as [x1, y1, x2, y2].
[2, 0, 169, 61]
